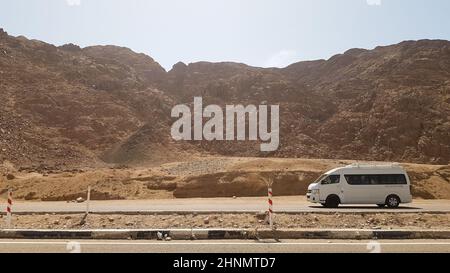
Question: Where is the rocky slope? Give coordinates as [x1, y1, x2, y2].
[163, 41, 450, 164]
[0, 28, 192, 169]
[0, 27, 449, 170]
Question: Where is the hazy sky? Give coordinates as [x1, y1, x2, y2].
[1, 0, 449, 70]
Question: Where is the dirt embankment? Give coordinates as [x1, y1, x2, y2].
[1, 157, 449, 201]
[173, 171, 318, 198]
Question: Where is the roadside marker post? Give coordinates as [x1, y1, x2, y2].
[86, 186, 91, 215]
[268, 187, 273, 230]
[261, 175, 275, 231]
[6, 189, 12, 228]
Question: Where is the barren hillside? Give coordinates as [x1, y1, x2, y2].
[0, 27, 449, 171]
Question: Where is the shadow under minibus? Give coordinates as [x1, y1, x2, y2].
[309, 205, 422, 210]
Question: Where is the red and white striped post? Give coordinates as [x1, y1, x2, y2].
[268, 187, 273, 230]
[6, 189, 12, 228]
[86, 186, 91, 215]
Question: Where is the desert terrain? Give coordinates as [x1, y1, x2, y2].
[1, 157, 449, 201]
[1, 28, 449, 203]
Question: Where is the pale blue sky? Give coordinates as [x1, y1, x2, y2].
[1, 0, 449, 70]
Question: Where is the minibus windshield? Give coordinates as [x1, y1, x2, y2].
[313, 174, 327, 184]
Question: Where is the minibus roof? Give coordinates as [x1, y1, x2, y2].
[326, 163, 405, 175]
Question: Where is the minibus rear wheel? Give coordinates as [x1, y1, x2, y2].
[325, 195, 340, 208]
[386, 195, 400, 208]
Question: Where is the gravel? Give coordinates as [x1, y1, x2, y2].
[0, 213, 448, 230]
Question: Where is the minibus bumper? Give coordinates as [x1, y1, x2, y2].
[306, 193, 320, 203]
[403, 195, 413, 204]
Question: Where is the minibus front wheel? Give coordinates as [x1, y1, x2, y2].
[324, 195, 340, 208]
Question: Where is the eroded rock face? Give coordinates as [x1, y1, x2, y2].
[0, 29, 449, 168]
[58, 43, 81, 52]
[0, 28, 7, 37]
[173, 171, 318, 198]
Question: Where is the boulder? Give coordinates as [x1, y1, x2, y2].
[256, 210, 268, 220]
[6, 173, 15, 180]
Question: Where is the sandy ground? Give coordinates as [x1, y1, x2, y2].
[0, 212, 448, 230]
[1, 157, 449, 201]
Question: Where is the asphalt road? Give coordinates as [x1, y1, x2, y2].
[0, 239, 449, 253]
[4, 197, 450, 214]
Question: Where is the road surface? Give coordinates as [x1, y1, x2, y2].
[0, 239, 449, 253]
[3, 197, 450, 214]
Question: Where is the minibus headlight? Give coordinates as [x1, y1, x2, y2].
[312, 189, 320, 194]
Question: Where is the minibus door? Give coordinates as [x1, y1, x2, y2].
[319, 175, 342, 203]
[336, 176, 345, 203]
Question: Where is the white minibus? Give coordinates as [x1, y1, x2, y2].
[307, 163, 413, 208]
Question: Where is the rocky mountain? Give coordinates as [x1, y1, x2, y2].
[0, 27, 449, 169]
[162, 41, 450, 164]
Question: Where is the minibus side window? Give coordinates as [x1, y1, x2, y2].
[345, 175, 362, 185]
[321, 175, 340, 185]
[345, 174, 407, 185]
[397, 174, 407, 184]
